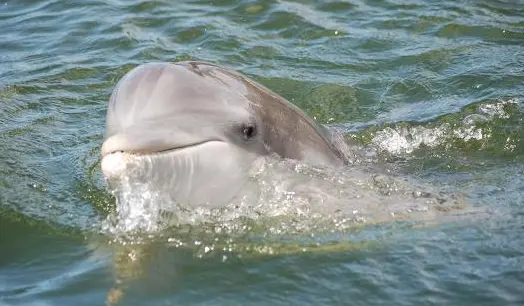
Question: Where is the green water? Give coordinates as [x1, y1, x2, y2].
[1, 0, 524, 305]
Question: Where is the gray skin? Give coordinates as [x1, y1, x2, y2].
[101, 61, 350, 208]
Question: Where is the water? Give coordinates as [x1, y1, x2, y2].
[1, 0, 523, 305]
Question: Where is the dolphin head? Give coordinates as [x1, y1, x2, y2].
[101, 61, 347, 208]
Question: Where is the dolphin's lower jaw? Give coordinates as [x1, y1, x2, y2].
[100, 140, 224, 179]
[100, 141, 255, 208]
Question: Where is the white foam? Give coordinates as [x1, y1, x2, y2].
[370, 99, 520, 155]
[99, 154, 469, 240]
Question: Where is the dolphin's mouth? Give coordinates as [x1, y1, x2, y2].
[102, 140, 221, 157]
[100, 133, 223, 158]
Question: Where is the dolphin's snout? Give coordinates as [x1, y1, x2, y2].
[101, 151, 130, 179]
[101, 134, 133, 157]
[101, 134, 137, 179]
[102, 150, 125, 156]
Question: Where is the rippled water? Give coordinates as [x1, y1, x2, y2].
[1, 0, 524, 305]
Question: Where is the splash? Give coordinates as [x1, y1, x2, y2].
[101, 180, 166, 235]
[98, 153, 470, 249]
[363, 98, 522, 156]
[99, 153, 180, 235]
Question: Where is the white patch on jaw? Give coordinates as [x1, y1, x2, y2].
[101, 141, 258, 211]
[101, 152, 133, 179]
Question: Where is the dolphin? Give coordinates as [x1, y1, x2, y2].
[101, 61, 351, 208]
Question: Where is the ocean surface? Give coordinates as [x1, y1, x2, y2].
[1, 0, 524, 305]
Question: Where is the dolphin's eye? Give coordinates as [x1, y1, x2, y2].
[241, 123, 257, 140]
